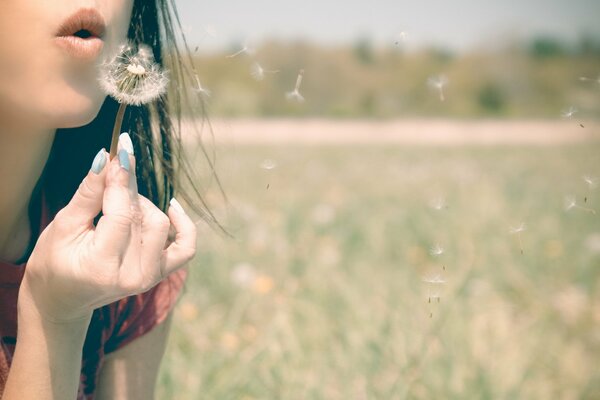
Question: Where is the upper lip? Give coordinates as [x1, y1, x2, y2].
[55, 8, 106, 39]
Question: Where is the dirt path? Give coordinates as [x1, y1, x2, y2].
[181, 118, 600, 145]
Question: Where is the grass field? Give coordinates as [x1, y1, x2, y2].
[157, 140, 600, 399]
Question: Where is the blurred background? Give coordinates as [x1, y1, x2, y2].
[158, 0, 600, 398]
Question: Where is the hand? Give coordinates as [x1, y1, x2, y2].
[19, 133, 197, 324]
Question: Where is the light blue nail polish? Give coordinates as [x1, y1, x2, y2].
[90, 149, 106, 174]
[118, 148, 130, 172]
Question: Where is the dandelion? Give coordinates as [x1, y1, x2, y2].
[560, 106, 578, 119]
[565, 195, 596, 214]
[509, 222, 526, 254]
[226, 40, 255, 58]
[251, 62, 280, 81]
[286, 69, 305, 103]
[430, 243, 444, 257]
[99, 41, 168, 158]
[260, 158, 277, 170]
[427, 74, 448, 101]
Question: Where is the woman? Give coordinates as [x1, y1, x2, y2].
[0, 0, 214, 398]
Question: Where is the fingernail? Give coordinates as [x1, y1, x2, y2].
[118, 132, 134, 155]
[90, 148, 107, 174]
[118, 148, 130, 171]
[170, 197, 185, 214]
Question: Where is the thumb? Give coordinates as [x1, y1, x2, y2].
[57, 148, 108, 232]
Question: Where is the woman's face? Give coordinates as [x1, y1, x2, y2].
[0, 1, 134, 129]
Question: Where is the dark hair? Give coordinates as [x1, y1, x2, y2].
[39, 0, 227, 236]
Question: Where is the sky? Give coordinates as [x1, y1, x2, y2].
[175, 0, 600, 52]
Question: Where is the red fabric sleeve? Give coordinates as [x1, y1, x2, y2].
[103, 267, 188, 354]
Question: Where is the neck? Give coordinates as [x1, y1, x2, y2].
[0, 115, 55, 263]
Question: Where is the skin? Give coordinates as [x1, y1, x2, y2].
[0, 1, 197, 398]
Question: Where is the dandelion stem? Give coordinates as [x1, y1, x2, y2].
[109, 102, 127, 159]
[575, 204, 596, 214]
[518, 232, 523, 255]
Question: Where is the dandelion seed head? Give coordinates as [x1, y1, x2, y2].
[99, 41, 168, 106]
[126, 64, 146, 75]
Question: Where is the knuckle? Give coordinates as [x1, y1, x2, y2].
[119, 277, 143, 295]
[181, 244, 197, 261]
[108, 208, 142, 228]
[77, 179, 96, 202]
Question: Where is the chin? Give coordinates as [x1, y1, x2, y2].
[51, 94, 106, 128]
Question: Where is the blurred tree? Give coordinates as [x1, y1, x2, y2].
[529, 36, 565, 59]
[477, 83, 506, 115]
[577, 33, 600, 57]
[353, 36, 375, 65]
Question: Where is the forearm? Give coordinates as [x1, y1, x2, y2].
[3, 299, 91, 399]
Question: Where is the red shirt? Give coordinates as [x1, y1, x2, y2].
[0, 189, 188, 399]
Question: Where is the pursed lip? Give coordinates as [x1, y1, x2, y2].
[55, 8, 106, 39]
[54, 8, 106, 60]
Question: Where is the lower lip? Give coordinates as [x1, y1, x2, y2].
[54, 36, 104, 60]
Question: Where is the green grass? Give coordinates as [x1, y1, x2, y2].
[158, 143, 600, 399]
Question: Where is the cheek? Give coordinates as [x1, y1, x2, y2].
[0, 60, 107, 128]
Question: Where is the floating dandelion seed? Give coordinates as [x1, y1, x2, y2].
[394, 31, 408, 45]
[509, 222, 526, 254]
[565, 195, 596, 214]
[428, 196, 447, 211]
[430, 243, 444, 256]
[260, 158, 277, 170]
[226, 40, 255, 58]
[193, 74, 211, 97]
[561, 106, 578, 119]
[286, 69, 305, 103]
[251, 62, 280, 81]
[99, 41, 168, 158]
[422, 275, 446, 284]
[427, 75, 448, 101]
[201, 25, 217, 39]
[583, 175, 598, 190]
[583, 175, 597, 203]
[579, 75, 600, 85]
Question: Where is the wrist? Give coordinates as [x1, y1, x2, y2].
[17, 277, 92, 341]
